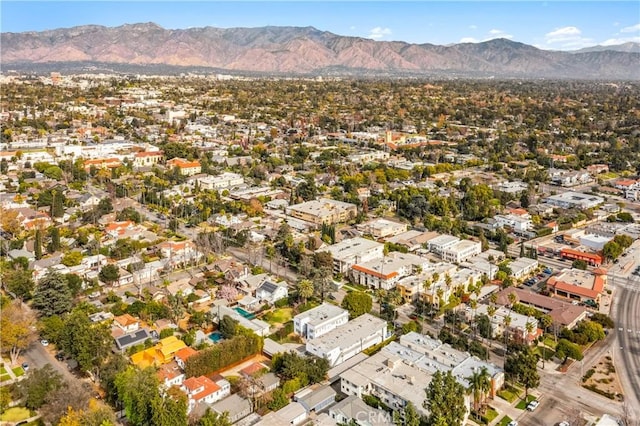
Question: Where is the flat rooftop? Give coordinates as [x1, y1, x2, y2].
[294, 302, 347, 326]
[317, 237, 383, 260]
[308, 314, 386, 352]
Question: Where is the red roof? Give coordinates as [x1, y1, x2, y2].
[351, 264, 398, 280]
[174, 346, 198, 362]
[560, 248, 603, 263]
[183, 376, 220, 401]
[240, 362, 266, 377]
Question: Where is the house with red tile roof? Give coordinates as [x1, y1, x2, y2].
[166, 157, 201, 176]
[174, 346, 198, 369]
[133, 151, 164, 168]
[157, 361, 185, 389]
[181, 375, 231, 413]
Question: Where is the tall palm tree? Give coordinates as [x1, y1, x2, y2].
[525, 320, 535, 344]
[469, 299, 478, 338]
[508, 292, 517, 308]
[503, 315, 512, 362]
[486, 305, 497, 347]
[466, 366, 492, 414]
[422, 278, 432, 316]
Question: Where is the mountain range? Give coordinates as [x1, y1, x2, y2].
[2, 23, 639, 79]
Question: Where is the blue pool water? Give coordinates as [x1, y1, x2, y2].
[234, 307, 256, 320]
[208, 331, 223, 342]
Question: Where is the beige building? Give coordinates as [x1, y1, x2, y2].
[286, 198, 357, 226]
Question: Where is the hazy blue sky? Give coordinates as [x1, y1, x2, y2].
[2, 1, 639, 50]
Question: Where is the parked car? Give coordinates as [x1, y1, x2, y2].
[508, 421, 518, 426]
[40, 339, 49, 346]
[21, 362, 29, 372]
[55, 352, 66, 361]
[558, 421, 570, 426]
[527, 400, 540, 411]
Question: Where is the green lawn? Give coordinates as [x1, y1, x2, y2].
[0, 374, 10, 382]
[543, 337, 557, 349]
[0, 365, 7, 374]
[497, 387, 519, 403]
[497, 416, 513, 426]
[1, 407, 32, 422]
[484, 407, 499, 422]
[515, 395, 537, 409]
[12, 366, 25, 377]
[263, 308, 293, 325]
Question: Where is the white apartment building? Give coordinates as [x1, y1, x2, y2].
[317, 237, 384, 275]
[494, 214, 533, 233]
[306, 314, 388, 366]
[293, 303, 349, 340]
[351, 252, 430, 290]
[427, 234, 460, 255]
[286, 198, 358, 226]
[441, 240, 482, 263]
[469, 305, 538, 344]
[508, 257, 539, 279]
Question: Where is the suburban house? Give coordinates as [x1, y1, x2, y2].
[255, 280, 289, 304]
[130, 335, 187, 369]
[157, 240, 202, 268]
[114, 329, 154, 353]
[113, 313, 140, 334]
[182, 375, 231, 414]
[256, 401, 307, 426]
[294, 303, 349, 340]
[294, 384, 337, 414]
[211, 394, 253, 424]
[157, 360, 185, 389]
[174, 346, 198, 369]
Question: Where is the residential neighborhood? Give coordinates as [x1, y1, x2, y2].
[0, 72, 639, 426]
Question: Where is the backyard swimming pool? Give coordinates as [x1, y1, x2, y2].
[208, 331, 223, 342]
[234, 307, 256, 320]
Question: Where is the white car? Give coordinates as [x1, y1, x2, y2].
[508, 421, 518, 426]
[40, 339, 49, 346]
[527, 400, 540, 411]
[558, 422, 570, 426]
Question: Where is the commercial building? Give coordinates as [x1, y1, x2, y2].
[559, 248, 603, 267]
[286, 198, 358, 226]
[317, 237, 384, 275]
[544, 191, 604, 209]
[547, 268, 607, 303]
[294, 303, 349, 340]
[306, 314, 388, 366]
[495, 287, 589, 329]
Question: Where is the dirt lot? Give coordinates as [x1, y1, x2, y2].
[582, 354, 624, 401]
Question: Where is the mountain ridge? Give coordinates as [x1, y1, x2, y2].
[2, 23, 639, 79]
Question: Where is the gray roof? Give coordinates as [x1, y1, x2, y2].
[295, 384, 337, 412]
[115, 329, 151, 350]
[211, 394, 252, 418]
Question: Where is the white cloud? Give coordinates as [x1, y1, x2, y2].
[469, 25, 477, 30]
[483, 29, 513, 41]
[620, 23, 640, 33]
[459, 37, 479, 43]
[600, 36, 640, 46]
[543, 26, 593, 49]
[368, 27, 392, 40]
[349, 26, 356, 31]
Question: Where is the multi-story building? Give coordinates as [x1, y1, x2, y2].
[544, 191, 604, 209]
[356, 218, 408, 239]
[316, 237, 384, 275]
[293, 303, 349, 340]
[286, 198, 357, 226]
[305, 314, 388, 366]
[182, 375, 231, 414]
[166, 157, 201, 176]
[467, 305, 539, 344]
[133, 151, 164, 168]
[340, 333, 503, 420]
[351, 252, 430, 290]
[194, 172, 245, 190]
[441, 240, 482, 263]
[508, 257, 539, 279]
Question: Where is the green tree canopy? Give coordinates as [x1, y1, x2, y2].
[99, 264, 120, 285]
[424, 370, 466, 426]
[32, 270, 73, 316]
[341, 291, 373, 319]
